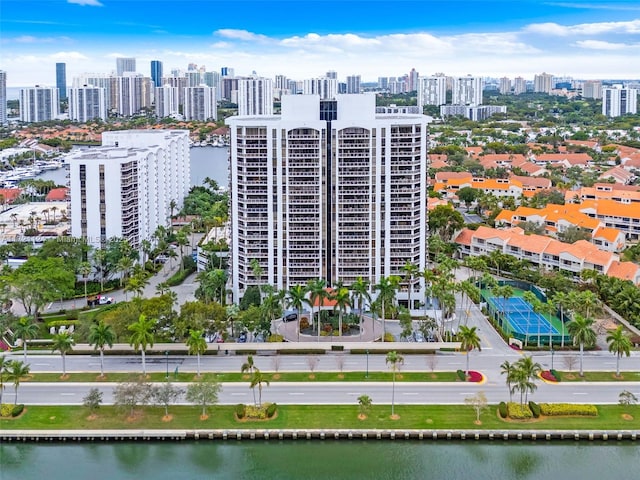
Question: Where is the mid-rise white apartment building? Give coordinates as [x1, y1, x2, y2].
[68, 130, 190, 250]
[116, 57, 136, 76]
[582, 80, 603, 99]
[452, 76, 483, 106]
[0, 71, 6, 125]
[115, 74, 152, 117]
[499, 77, 511, 95]
[534, 72, 554, 94]
[68, 86, 107, 122]
[602, 86, 638, 117]
[513, 77, 527, 95]
[227, 93, 430, 306]
[155, 86, 180, 118]
[19, 86, 60, 122]
[303, 77, 338, 100]
[183, 85, 217, 121]
[417, 76, 447, 106]
[346, 75, 361, 94]
[238, 77, 273, 116]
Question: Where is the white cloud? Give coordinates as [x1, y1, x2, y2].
[49, 51, 89, 61]
[573, 39, 635, 49]
[525, 19, 640, 36]
[214, 29, 269, 42]
[68, 0, 103, 6]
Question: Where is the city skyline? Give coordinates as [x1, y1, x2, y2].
[1, 0, 640, 87]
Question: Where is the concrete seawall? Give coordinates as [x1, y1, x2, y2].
[2, 429, 638, 442]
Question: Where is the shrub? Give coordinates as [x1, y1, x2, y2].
[529, 401, 541, 418]
[299, 318, 310, 330]
[46, 320, 81, 328]
[383, 332, 395, 342]
[498, 401, 508, 419]
[539, 403, 598, 416]
[507, 402, 533, 419]
[245, 405, 268, 420]
[11, 404, 25, 417]
[266, 403, 277, 418]
[550, 369, 561, 382]
[235, 403, 246, 419]
[0, 404, 14, 417]
[456, 369, 466, 381]
[267, 334, 284, 342]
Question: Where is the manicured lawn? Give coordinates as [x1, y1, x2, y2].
[24, 371, 461, 383]
[556, 371, 640, 382]
[2, 404, 639, 431]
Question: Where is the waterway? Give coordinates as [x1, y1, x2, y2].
[2, 441, 639, 480]
[34, 146, 229, 189]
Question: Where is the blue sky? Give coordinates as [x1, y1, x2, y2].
[1, 0, 640, 87]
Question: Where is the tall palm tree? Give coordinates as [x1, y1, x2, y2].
[6, 360, 30, 404]
[250, 258, 264, 295]
[0, 355, 8, 405]
[186, 329, 207, 377]
[250, 368, 270, 407]
[332, 286, 351, 337]
[305, 279, 328, 341]
[606, 325, 632, 377]
[51, 332, 75, 377]
[13, 317, 39, 363]
[386, 351, 404, 417]
[513, 356, 541, 404]
[374, 276, 399, 342]
[350, 277, 371, 339]
[401, 260, 419, 311]
[287, 284, 307, 342]
[458, 325, 481, 374]
[551, 291, 571, 348]
[567, 314, 596, 377]
[128, 314, 157, 376]
[241, 355, 257, 405]
[522, 291, 538, 346]
[500, 360, 515, 402]
[78, 261, 92, 305]
[88, 321, 116, 377]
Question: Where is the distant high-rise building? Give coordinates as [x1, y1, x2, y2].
[162, 75, 188, 111]
[150, 60, 163, 88]
[68, 130, 190, 250]
[452, 76, 483, 105]
[226, 93, 429, 304]
[68, 86, 107, 122]
[417, 76, 447, 106]
[346, 75, 361, 94]
[237, 77, 273, 115]
[221, 67, 234, 77]
[499, 77, 511, 95]
[0, 71, 6, 125]
[408, 68, 419, 92]
[115, 73, 150, 117]
[378, 77, 389, 90]
[534, 72, 554, 94]
[326, 71, 337, 79]
[203, 71, 219, 88]
[513, 77, 527, 95]
[19, 86, 60, 122]
[303, 78, 338, 100]
[155, 86, 180, 119]
[185, 71, 200, 87]
[116, 57, 136, 76]
[602, 86, 638, 117]
[582, 80, 603, 100]
[183, 85, 217, 121]
[56, 63, 67, 100]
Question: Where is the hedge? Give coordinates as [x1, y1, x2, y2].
[11, 404, 24, 417]
[46, 320, 81, 328]
[498, 401, 508, 419]
[456, 369, 466, 381]
[266, 403, 277, 418]
[539, 403, 598, 416]
[550, 369, 561, 381]
[507, 402, 533, 419]
[235, 403, 246, 419]
[529, 401, 541, 418]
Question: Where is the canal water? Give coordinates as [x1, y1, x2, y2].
[2, 441, 639, 480]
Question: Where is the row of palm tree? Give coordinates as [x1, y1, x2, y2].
[501, 356, 542, 406]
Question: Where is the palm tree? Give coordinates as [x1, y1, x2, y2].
[88, 321, 116, 377]
[522, 291, 538, 346]
[332, 286, 351, 337]
[0, 355, 8, 405]
[6, 360, 30, 404]
[401, 260, 419, 311]
[458, 325, 482, 374]
[386, 351, 404, 417]
[250, 258, 264, 295]
[606, 325, 632, 377]
[186, 329, 208, 377]
[13, 317, 39, 363]
[241, 355, 257, 405]
[250, 368, 270, 407]
[305, 279, 328, 341]
[78, 261, 92, 305]
[374, 276, 399, 342]
[513, 356, 541, 404]
[128, 314, 157, 376]
[51, 332, 75, 377]
[551, 291, 571, 348]
[350, 277, 371, 339]
[500, 360, 515, 402]
[567, 314, 596, 377]
[287, 284, 307, 342]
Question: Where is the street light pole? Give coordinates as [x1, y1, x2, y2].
[165, 351, 169, 380]
[366, 349, 369, 379]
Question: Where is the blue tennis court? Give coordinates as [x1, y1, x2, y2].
[487, 296, 559, 336]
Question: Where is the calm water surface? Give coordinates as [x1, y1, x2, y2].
[2, 441, 639, 480]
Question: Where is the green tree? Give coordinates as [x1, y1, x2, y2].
[12, 317, 39, 363]
[428, 205, 465, 242]
[557, 225, 592, 244]
[350, 277, 371, 338]
[606, 325, 632, 377]
[51, 331, 75, 377]
[83, 387, 103, 416]
[332, 286, 351, 337]
[250, 368, 270, 407]
[401, 260, 419, 311]
[357, 394, 372, 418]
[241, 355, 257, 405]
[500, 360, 515, 402]
[512, 356, 541, 405]
[374, 276, 400, 342]
[78, 261, 92, 305]
[151, 381, 184, 417]
[6, 360, 30, 404]
[186, 378, 221, 419]
[385, 351, 404, 418]
[567, 314, 596, 377]
[186, 329, 207, 377]
[457, 187, 479, 210]
[128, 314, 157, 376]
[88, 321, 116, 378]
[0, 355, 8, 405]
[458, 325, 481, 374]
[305, 278, 329, 341]
[287, 284, 307, 342]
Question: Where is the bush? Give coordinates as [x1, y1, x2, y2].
[46, 320, 81, 328]
[529, 401, 541, 418]
[11, 404, 25, 417]
[456, 369, 466, 381]
[299, 317, 310, 330]
[550, 369, 561, 381]
[0, 404, 14, 417]
[498, 401, 508, 419]
[267, 334, 284, 342]
[382, 332, 395, 342]
[266, 403, 277, 418]
[235, 403, 246, 419]
[539, 403, 598, 416]
[245, 405, 268, 419]
[507, 402, 533, 419]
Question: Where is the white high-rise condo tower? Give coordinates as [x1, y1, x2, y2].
[0, 71, 6, 125]
[116, 57, 136, 76]
[227, 93, 430, 307]
[19, 86, 60, 122]
[602, 86, 638, 117]
[452, 76, 483, 106]
[68, 86, 107, 122]
[238, 77, 273, 116]
[183, 85, 217, 121]
[417, 76, 447, 106]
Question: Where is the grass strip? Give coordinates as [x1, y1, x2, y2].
[2, 404, 639, 431]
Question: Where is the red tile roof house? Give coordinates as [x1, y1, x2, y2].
[598, 166, 635, 185]
[532, 153, 593, 169]
[45, 187, 69, 202]
[0, 188, 23, 205]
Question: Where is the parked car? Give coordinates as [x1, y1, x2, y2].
[97, 295, 114, 305]
[237, 332, 247, 343]
[413, 331, 425, 343]
[283, 312, 298, 322]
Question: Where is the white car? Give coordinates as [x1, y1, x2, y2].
[97, 295, 114, 305]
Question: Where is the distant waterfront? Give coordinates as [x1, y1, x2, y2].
[3, 441, 640, 480]
[35, 145, 229, 189]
